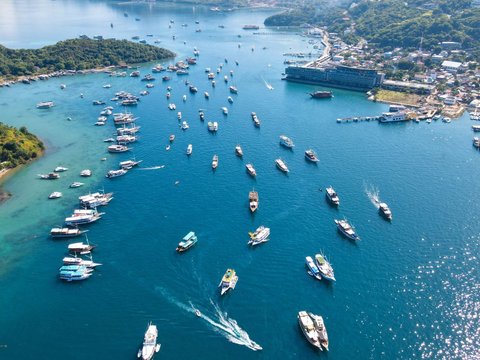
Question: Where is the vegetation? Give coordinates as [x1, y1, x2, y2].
[374, 90, 422, 106]
[0, 123, 44, 169]
[0, 38, 175, 78]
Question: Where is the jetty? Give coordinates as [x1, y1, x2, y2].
[336, 115, 383, 123]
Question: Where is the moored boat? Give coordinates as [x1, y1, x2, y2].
[298, 311, 321, 349]
[36, 101, 54, 109]
[305, 256, 322, 280]
[176, 231, 198, 252]
[54, 166, 68, 172]
[334, 219, 360, 241]
[49, 191, 63, 199]
[169, 134, 175, 142]
[248, 225, 270, 246]
[68, 241, 96, 255]
[119, 159, 142, 170]
[378, 202, 392, 221]
[137, 322, 161, 360]
[279, 135, 295, 148]
[235, 145, 243, 157]
[69, 182, 84, 188]
[106, 169, 128, 178]
[212, 155, 218, 169]
[249, 190, 258, 213]
[246, 163, 256, 177]
[50, 227, 87, 238]
[108, 144, 130, 153]
[219, 269, 238, 295]
[305, 149, 319, 162]
[80, 169, 92, 177]
[315, 254, 336, 282]
[186, 144, 193, 155]
[62, 256, 102, 268]
[325, 186, 340, 206]
[39, 172, 60, 180]
[275, 158, 289, 173]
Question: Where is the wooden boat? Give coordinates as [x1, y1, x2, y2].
[249, 190, 258, 212]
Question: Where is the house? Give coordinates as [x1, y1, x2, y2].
[441, 61, 462, 73]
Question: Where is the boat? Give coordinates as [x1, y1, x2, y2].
[186, 144, 193, 155]
[68, 242, 96, 255]
[169, 134, 175, 142]
[229, 86, 238, 94]
[62, 256, 102, 268]
[207, 121, 218, 132]
[298, 311, 322, 350]
[141, 74, 155, 82]
[334, 219, 360, 241]
[248, 190, 258, 213]
[64, 209, 104, 226]
[227, 96, 233, 104]
[116, 135, 137, 144]
[59, 267, 92, 282]
[195, 309, 201, 317]
[378, 202, 393, 221]
[108, 144, 130, 153]
[211, 155, 219, 169]
[117, 125, 141, 136]
[204, 92, 210, 99]
[137, 322, 161, 360]
[474, 137, 480, 149]
[380, 111, 408, 123]
[443, 117, 451, 123]
[106, 169, 128, 178]
[246, 163, 256, 177]
[235, 145, 243, 157]
[54, 166, 68, 172]
[168, 103, 176, 110]
[50, 227, 87, 238]
[309, 91, 333, 99]
[49, 191, 63, 199]
[308, 312, 329, 351]
[36, 101, 54, 109]
[221, 107, 228, 115]
[325, 186, 340, 206]
[80, 169, 92, 177]
[275, 158, 289, 173]
[315, 254, 336, 282]
[79, 192, 114, 208]
[189, 85, 198, 93]
[103, 138, 115, 143]
[177, 111, 182, 120]
[304, 149, 319, 162]
[92, 100, 105, 105]
[279, 135, 295, 148]
[181, 121, 189, 130]
[199, 112, 205, 121]
[69, 182, 84, 188]
[305, 256, 322, 280]
[472, 125, 480, 132]
[248, 225, 270, 246]
[176, 231, 198, 252]
[38, 172, 60, 180]
[218, 269, 238, 295]
[119, 159, 142, 170]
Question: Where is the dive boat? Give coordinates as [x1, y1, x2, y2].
[106, 169, 128, 178]
[39, 172, 60, 180]
[378, 202, 393, 221]
[235, 145, 243, 157]
[212, 155, 219, 169]
[298, 311, 322, 350]
[137, 322, 161, 360]
[334, 219, 360, 241]
[176, 231, 198, 252]
[68, 242, 96, 255]
[108, 144, 130, 153]
[219, 269, 238, 295]
[275, 158, 289, 173]
[325, 187, 340, 206]
[119, 159, 142, 170]
[50, 227, 87, 238]
[305, 256, 322, 280]
[186, 144, 193, 155]
[49, 192, 63, 199]
[315, 254, 336, 282]
[304, 149, 319, 162]
[248, 225, 270, 246]
[246, 163, 256, 177]
[248, 190, 258, 213]
[279, 135, 295, 148]
[308, 312, 329, 351]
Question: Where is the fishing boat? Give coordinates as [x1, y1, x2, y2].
[298, 311, 322, 350]
[106, 169, 128, 178]
[108, 144, 130, 153]
[249, 190, 258, 212]
[69, 182, 84, 188]
[186, 144, 193, 155]
[54, 166, 68, 172]
[68, 242, 96, 255]
[378, 202, 393, 221]
[219, 269, 238, 295]
[137, 322, 161, 360]
[248, 226, 270, 246]
[36, 101, 54, 109]
[38, 172, 60, 180]
[246, 164, 256, 177]
[50, 227, 87, 238]
[80, 169, 92, 177]
[212, 155, 219, 169]
[325, 186, 340, 206]
[309, 91, 333, 99]
[334, 219, 360, 241]
[315, 254, 336, 282]
[305, 149, 319, 162]
[49, 192, 63, 199]
[305, 256, 322, 280]
[235, 145, 243, 157]
[279, 135, 295, 148]
[176, 231, 198, 252]
[275, 158, 289, 173]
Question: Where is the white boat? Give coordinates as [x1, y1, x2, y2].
[186, 144, 193, 155]
[227, 96, 233, 103]
[207, 121, 218, 132]
[248, 225, 270, 246]
[49, 191, 63, 199]
[106, 169, 128, 178]
[305, 256, 322, 280]
[119, 159, 142, 170]
[177, 111, 182, 120]
[68, 242, 97, 255]
[248, 190, 258, 213]
[168, 103, 176, 110]
[80, 169, 92, 177]
[64, 210, 104, 226]
[116, 135, 137, 144]
[235, 145, 243, 157]
[246, 163, 256, 177]
[325, 186, 340, 206]
[275, 158, 289, 173]
[204, 91, 210, 99]
[36, 101, 54, 109]
[305, 149, 319, 162]
[212, 155, 218, 169]
[69, 182, 84, 188]
[334, 219, 360, 241]
[108, 144, 130, 153]
[315, 254, 336, 282]
[62, 256, 102, 268]
[279, 135, 295, 148]
[181, 121, 189, 130]
[221, 107, 228, 115]
[298, 311, 322, 350]
[218, 269, 238, 295]
[378, 202, 393, 221]
[137, 322, 161, 360]
[79, 192, 114, 208]
[54, 166, 68, 172]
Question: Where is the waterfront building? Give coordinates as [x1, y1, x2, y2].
[381, 80, 435, 95]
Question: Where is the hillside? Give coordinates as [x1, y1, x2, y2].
[0, 123, 44, 169]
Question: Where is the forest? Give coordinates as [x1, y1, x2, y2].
[0, 123, 44, 169]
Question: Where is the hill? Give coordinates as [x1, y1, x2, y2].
[0, 123, 44, 169]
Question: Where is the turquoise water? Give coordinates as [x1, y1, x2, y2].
[0, 1, 479, 359]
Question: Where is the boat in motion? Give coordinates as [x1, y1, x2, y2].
[275, 158, 289, 173]
[315, 254, 336, 282]
[334, 219, 360, 241]
[248, 225, 270, 246]
[325, 186, 340, 206]
[219, 268, 238, 295]
[378, 202, 392, 221]
[137, 322, 161, 360]
[305, 149, 319, 162]
[64, 209, 104, 226]
[298, 311, 329, 351]
[176, 231, 198, 252]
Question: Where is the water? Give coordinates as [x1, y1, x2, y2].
[0, 1, 479, 359]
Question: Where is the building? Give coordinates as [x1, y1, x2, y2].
[381, 80, 435, 95]
[284, 62, 384, 91]
[441, 41, 461, 51]
[442, 61, 462, 73]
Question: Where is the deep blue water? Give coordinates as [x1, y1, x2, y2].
[0, 1, 479, 359]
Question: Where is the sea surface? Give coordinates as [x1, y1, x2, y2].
[0, 1, 479, 359]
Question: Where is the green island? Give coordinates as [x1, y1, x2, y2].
[0, 123, 44, 170]
[0, 38, 175, 80]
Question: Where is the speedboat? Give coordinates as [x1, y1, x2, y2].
[334, 219, 360, 241]
[69, 182, 84, 188]
[249, 190, 258, 213]
[176, 231, 198, 252]
[80, 169, 92, 177]
[50, 227, 87, 238]
[108, 144, 130, 153]
[68, 242, 96, 255]
[235, 145, 243, 157]
[305, 256, 322, 280]
[298, 311, 322, 350]
[248, 225, 270, 246]
[325, 186, 340, 206]
[195, 309, 201, 317]
[315, 254, 336, 282]
[378, 202, 392, 221]
[54, 166, 68, 172]
[106, 169, 128, 178]
[305, 149, 319, 162]
[275, 158, 289, 173]
[246, 163, 256, 177]
[279, 135, 295, 148]
[38, 172, 60, 180]
[137, 322, 161, 360]
[186, 144, 193, 155]
[212, 155, 219, 169]
[49, 191, 63, 199]
[219, 269, 238, 295]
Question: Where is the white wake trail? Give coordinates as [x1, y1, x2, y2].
[364, 182, 381, 208]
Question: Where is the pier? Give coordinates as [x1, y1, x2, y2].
[336, 116, 383, 123]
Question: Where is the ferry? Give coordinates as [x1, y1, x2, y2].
[309, 91, 333, 99]
[248, 225, 270, 246]
[378, 202, 392, 221]
[212, 155, 219, 169]
[235, 145, 243, 157]
[304, 149, 319, 162]
[334, 219, 360, 241]
[50, 227, 87, 238]
[186, 144, 193, 155]
[176, 231, 198, 252]
[279, 135, 294, 148]
[246, 163, 256, 177]
[106, 169, 128, 179]
[219, 269, 238, 295]
[325, 186, 340, 206]
[305, 256, 322, 280]
[36, 101, 54, 109]
[275, 158, 289, 173]
[249, 190, 258, 213]
[315, 254, 336, 282]
[137, 322, 161, 360]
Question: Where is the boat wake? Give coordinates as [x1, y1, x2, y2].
[364, 183, 380, 208]
[261, 76, 274, 90]
[138, 165, 165, 170]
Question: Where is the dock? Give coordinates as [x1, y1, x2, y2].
[336, 116, 382, 123]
